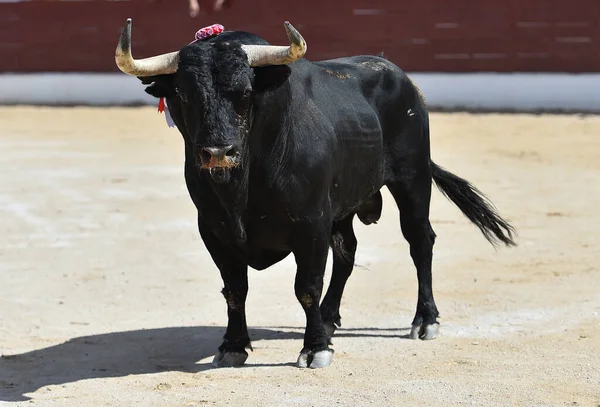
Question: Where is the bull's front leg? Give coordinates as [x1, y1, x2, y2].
[198, 222, 251, 368]
[213, 262, 251, 368]
[291, 216, 333, 368]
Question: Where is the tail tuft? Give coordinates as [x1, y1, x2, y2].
[431, 162, 516, 248]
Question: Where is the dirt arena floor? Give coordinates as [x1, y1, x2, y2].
[0, 107, 598, 406]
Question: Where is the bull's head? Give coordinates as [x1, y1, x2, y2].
[114, 19, 306, 183]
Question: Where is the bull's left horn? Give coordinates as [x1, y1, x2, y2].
[115, 18, 180, 76]
[241, 21, 307, 67]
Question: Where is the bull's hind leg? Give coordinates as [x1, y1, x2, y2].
[320, 213, 358, 341]
[385, 112, 440, 339]
[387, 174, 439, 340]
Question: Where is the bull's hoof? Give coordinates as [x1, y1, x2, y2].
[296, 348, 334, 369]
[211, 350, 248, 368]
[409, 323, 439, 340]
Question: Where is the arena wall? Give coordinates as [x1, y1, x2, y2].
[1, 0, 599, 110]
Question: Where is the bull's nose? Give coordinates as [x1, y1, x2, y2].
[201, 145, 235, 163]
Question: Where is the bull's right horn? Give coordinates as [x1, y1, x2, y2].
[115, 18, 180, 76]
[241, 21, 307, 67]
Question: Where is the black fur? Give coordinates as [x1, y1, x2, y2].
[431, 163, 516, 247]
[135, 30, 516, 366]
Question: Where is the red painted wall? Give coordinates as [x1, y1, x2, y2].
[1, 0, 598, 73]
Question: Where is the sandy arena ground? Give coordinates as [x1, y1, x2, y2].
[0, 107, 598, 406]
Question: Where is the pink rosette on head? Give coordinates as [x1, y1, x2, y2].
[190, 24, 225, 44]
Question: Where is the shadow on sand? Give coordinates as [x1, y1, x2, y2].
[0, 325, 410, 402]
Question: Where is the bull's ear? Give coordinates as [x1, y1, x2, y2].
[137, 75, 176, 99]
[253, 65, 291, 93]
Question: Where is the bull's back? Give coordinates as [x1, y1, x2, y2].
[312, 55, 424, 136]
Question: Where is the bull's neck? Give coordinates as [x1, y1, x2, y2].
[208, 167, 249, 244]
[248, 85, 292, 161]
[185, 143, 249, 245]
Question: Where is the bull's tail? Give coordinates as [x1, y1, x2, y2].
[431, 161, 516, 248]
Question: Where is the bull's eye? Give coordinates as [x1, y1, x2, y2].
[230, 87, 251, 115]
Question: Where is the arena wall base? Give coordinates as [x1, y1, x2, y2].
[1, 73, 600, 113]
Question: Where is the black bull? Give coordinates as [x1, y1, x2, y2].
[119, 22, 516, 368]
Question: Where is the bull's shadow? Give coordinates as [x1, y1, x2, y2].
[0, 325, 411, 402]
[0, 326, 302, 402]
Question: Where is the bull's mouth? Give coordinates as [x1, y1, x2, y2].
[207, 167, 232, 183]
[198, 156, 239, 184]
[199, 151, 240, 170]
[198, 151, 240, 183]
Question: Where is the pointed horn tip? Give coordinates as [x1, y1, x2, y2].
[283, 21, 306, 49]
[283, 21, 296, 34]
[115, 18, 133, 70]
[120, 18, 132, 34]
[116, 18, 133, 52]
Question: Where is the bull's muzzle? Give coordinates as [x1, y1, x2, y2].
[200, 145, 240, 169]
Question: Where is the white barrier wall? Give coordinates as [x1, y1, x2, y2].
[1, 73, 600, 112]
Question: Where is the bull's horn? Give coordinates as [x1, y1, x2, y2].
[115, 18, 180, 76]
[241, 21, 307, 67]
